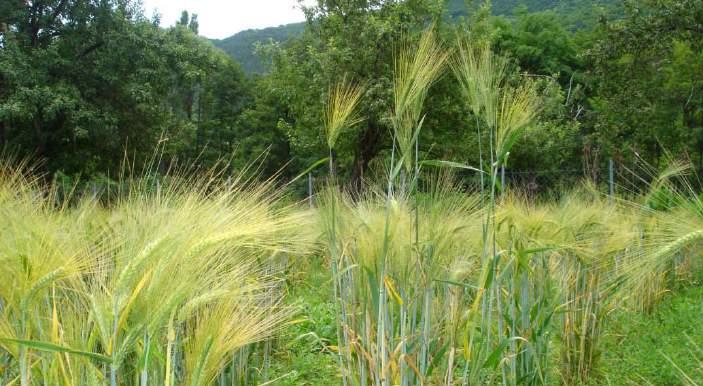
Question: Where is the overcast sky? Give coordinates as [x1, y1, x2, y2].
[141, 0, 312, 39]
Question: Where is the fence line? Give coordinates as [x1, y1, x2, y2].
[56, 158, 684, 205]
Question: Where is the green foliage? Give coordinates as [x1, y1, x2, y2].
[2, 0, 685, 193]
[245, 0, 614, 192]
[214, 0, 619, 75]
[0, 0, 252, 179]
[260, 0, 449, 189]
[268, 268, 340, 385]
[494, 9, 581, 83]
[600, 282, 703, 385]
[448, 0, 617, 18]
[587, 0, 703, 168]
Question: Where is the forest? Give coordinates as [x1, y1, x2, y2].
[1, 0, 703, 385]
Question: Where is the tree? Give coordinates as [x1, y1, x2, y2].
[262, 0, 457, 190]
[0, 0, 155, 174]
[176, 10, 199, 34]
[488, 8, 587, 181]
[587, 0, 703, 169]
[179, 10, 189, 27]
[188, 14, 199, 35]
[0, 1, 251, 178]
[494, 8, 581, 84]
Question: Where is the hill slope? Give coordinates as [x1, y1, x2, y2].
[211, 22, 305, 73]
[214, 0, 616, 73]
[449, 0, 619, 16]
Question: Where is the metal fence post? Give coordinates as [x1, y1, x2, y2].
[308, 172, 313, 208]
[608, 158, 614, 200]
[501, 165, 506, 197]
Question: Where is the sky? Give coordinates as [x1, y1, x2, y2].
[141, 0, 312, 40]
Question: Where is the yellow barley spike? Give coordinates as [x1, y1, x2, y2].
[384, 276, 403, 305]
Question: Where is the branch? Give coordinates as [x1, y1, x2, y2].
[77, 41, 104, 59]
[47, 0, 68, 27]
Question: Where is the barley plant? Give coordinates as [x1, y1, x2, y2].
[452, 38, 556, 386]
[0, 161, 317, 385]
[324, 75, 365, 180]
[313, 32, 703, 386]
[320, 27, 464, 385]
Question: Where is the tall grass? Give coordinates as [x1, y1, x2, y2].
[0, 162, 316, 385]
[316, 33, 703, 386]
[321, 27, 459, 385]
[321, 178, 482, 385]
[453, 39, 550, 385]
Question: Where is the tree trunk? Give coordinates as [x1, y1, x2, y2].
[349, 120, 384, 194]
[34, 114, 45, 158]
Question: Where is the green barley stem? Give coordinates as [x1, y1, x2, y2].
[140, 331, 149, 386]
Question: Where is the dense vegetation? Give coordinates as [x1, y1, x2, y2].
[215, 0, 620, 72]
[1, 1, 703, 385]
[3, 0, 702, 193]
[1, 141, 702, 385]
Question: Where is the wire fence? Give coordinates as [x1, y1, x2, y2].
[53, 158, 692, 206]
[301, 161, 619, 204]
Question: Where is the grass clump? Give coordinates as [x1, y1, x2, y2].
[599, 282, 703, 385]
[0, 162, 317, 386]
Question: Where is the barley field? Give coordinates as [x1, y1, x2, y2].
[1, 30, 702, 386]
